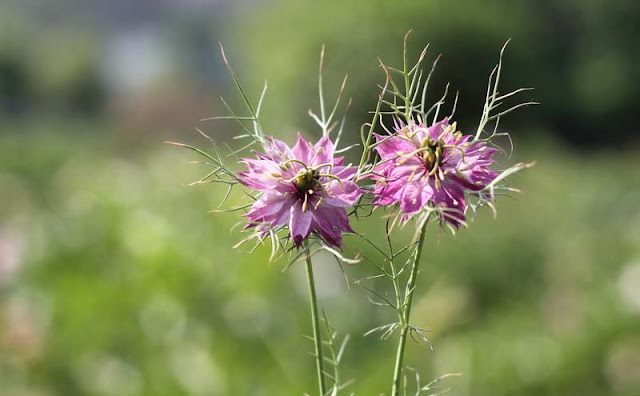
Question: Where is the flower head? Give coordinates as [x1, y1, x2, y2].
[371, 118, 498, 226]
[238, 133, 362, 248]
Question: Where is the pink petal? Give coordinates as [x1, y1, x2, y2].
[289, 203, 313, 247]
[324, 180, 362, 207]
[245, 193, 295, 227]
[264, 136, 292, 160]
[373, 179, 404, 206]
[310, 135, 335, 166]
[238, 172, 285, 192]
[426, 118, 450, 140]
[291, 133, 313, 164]
[331, 165, 357, 180]
[311, 205, 354, 249]
[400, 181, 424, 213]
[433, 186, 466, 227]
[373, 134, 415, 160]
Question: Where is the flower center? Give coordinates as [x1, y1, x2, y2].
[421, 138, 444, 170]
[293, 168, 321, 195]
[292, 167, 324, 212]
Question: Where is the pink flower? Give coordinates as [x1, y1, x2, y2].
[371, 118, 498, 226]
[238, 134, 362, 248]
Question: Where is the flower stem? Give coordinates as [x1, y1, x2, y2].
[305, 243, 326, 395]
[391, 219, 429, 396]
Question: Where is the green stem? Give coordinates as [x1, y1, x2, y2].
[391, 219, 429, 396]
[305, 243, 326, 396]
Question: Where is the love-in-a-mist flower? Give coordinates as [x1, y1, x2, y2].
[238, 134, 362, 248]
[371, 118, 498, 226]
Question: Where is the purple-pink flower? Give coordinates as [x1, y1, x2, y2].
[238, 134, 362, 249]
[371, 118, 498, 226]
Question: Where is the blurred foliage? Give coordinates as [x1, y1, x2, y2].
[1, 127, 639, 396]
[0, 4, 104, 117]
[1, 0, 640, 395]
[1, 1, 639, 146]
[235, 0, 640, 147]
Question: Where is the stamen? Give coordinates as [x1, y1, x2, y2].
[282, 158, 309, 169]
[437, 124, 453, 140]
[318, 173, 344, 191]
[443, 144, 466, 162]
[313, 162, 334, 173]
[397, 146, 435, 165]
[407, 166, 418, 182]
[427, 149, 442, 176]
[314, 180, 333, 209]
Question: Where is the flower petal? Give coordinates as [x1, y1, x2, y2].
[289, 202, 313, 247]
[426, 118, 450, 140]
[244, 192, 295, 231]
[400, 181, 424, 213]
[291, 133, 313, 164]
[264, 136, 292, 160]
[433, 186, 466, 227]
[311, 135, 335, 166]
[373, 179, 404, 206]
[373, 134, 415, 160]
[324, 180, 362, 207]
[331, 165, 357, 180]
[237, 159, 294, 192]
[311, 205, 354, 249]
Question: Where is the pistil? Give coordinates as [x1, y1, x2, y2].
[293, 167, 322, 212]
[421, 138, 445, 174]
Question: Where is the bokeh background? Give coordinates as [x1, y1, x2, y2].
[1, 1, 639, 395]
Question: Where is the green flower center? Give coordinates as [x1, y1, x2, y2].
[421, 138, 445, 170]
[293, 168, 321, 195]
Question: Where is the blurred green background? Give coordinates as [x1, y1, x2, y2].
[1, 1, 639, 395]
